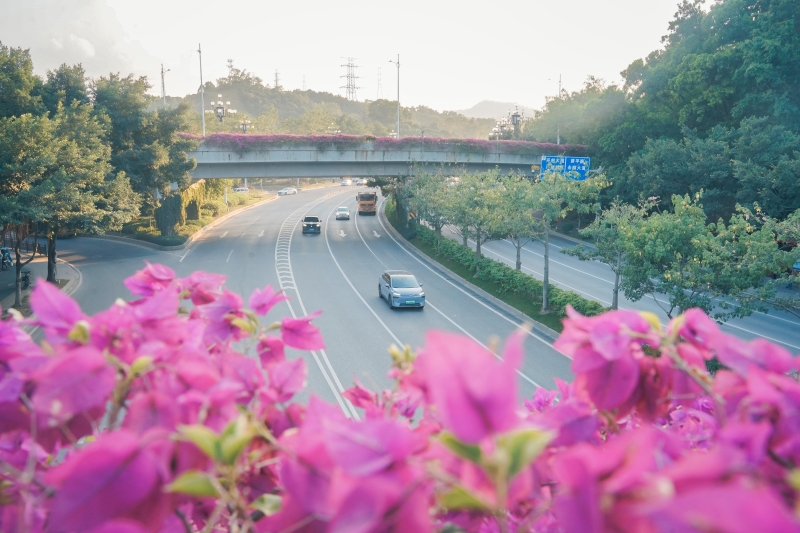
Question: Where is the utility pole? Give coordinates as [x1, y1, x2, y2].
[227, 59, 234, 77]
[389, 54, 400, 139]
[340, 58, 361, 101]
[376, 67, 383, 100]
[198, 44, 206, 137]
[160, 64, 170, 109]
[557, 74, 561, 145]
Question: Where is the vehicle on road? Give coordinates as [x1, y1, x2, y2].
[233, 187, 249, 193]
[278, 188, 298, 195]
[356, 191, 377, 215]
[302, 215, 321, 234]
[379, 270, 425, 309]
[341, 179, 353, 186]
[335, 207, 350, 220]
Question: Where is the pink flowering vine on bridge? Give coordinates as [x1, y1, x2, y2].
[1, 262, 799, 533]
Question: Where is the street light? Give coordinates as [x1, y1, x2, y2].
[240, 120, 251, 133]
[212, 95, 233, 123]
[389, 54, 400, 139]
[509, 106, 523, 138]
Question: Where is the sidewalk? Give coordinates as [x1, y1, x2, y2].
[0, 255, 80, 317]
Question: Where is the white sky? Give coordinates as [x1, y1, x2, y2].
[1, 0, 688, 112]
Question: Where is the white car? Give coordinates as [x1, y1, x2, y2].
[277, 188, 298, 195]
[341, 179, 352, 186]
[335, 207, 350, 220]
[233, 187, 249, 193]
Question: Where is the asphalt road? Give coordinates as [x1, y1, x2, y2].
[440, 226, 800, 353]
[55, 186, 800, 418]
[57, 187, 570, 419]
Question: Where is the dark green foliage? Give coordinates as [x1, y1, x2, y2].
[40, 64, 90, 116]
[0, 42, 43, 119]
[155, 194, 182, 236]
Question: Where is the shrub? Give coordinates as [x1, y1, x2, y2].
[202, 199, 228, 217]
[2, 265, 796, 532]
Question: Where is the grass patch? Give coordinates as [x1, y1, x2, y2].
[407, 233, 565, 333]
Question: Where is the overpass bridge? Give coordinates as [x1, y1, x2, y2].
[186, 134, 583, 180]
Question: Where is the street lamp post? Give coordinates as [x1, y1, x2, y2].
[212, 95, 234, 124]
[389, 54, 400, 139]
[240, 120, 251, 133]
[198, 44, 206, 137]
[509, 106, 523, 139]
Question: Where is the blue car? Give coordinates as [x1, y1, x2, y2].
[379, 270, 425, 309]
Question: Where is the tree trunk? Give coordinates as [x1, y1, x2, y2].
[612, 250, 622, 310]
[474, 233, 482, 274]
[13, 226, 37, 308]
[47, 232, 57, 283]
[515, 236, 522, 271]
[542, 225, 550, 313]
[436, 225, 441, 253]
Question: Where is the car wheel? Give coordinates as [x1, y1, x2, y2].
[378, 285, 382, 299]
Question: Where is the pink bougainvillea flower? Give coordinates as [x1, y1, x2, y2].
[123, 391, 179, 434]
[322, 417, 414, 477]
[415, 330, 520, 443]
[257, 334, 286, 368]
[556, 307, 656, 411]
[131, 286, 180, 322]
[31, 346, 116, 428]
[28, 280, 85, 342]
[266, 358, 307, 403]
[177, 271, 226, 305]
[123, 262, 176, 297]
[674, 308, 720, 350]
[249, 285, 289, 316]
[281, 311, 325, 350]
[45, 430, 169, 533]
[86, 519, 151, 533]
[195, 289, 246, 344]
[714, 333, 796, 376]
[524, 387, 559, 414]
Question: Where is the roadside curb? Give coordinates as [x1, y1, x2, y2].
[88, 195, 279, 251]
[379, 206, 561, 344]
[59, 257, 82, 298]
[551, 230, 596, 249]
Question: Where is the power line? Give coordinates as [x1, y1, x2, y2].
[340, 57, 361, 101]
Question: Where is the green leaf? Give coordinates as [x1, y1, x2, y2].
[439, 431, 482, 464]
[178, 425, 219, 460]
[218, 415, 255, 465]
[438, 485, 491, 511]
[250, 494, 282, 517]
[166, 470, 219, 497]
[497, 428, 553, 478]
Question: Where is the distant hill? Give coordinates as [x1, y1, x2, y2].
[455, 100, 537, 120]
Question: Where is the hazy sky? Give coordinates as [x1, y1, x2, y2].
[1, 0, 690, 112]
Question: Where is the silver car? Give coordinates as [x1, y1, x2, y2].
[278, 188, 298, 195]
[379, 270, 425, 309]
[335, 206, 350, 220]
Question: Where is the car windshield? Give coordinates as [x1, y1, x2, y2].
[337, 207, 348, 212]
[304, 217, 319, 222]
[391, 275, 420, 288]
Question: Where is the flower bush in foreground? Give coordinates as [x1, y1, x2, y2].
[1, 263, 800, 532]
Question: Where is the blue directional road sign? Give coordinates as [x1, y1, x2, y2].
[564, 156, 591, 181]
[540, 156, 565, 177]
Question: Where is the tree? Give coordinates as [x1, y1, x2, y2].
[407, 171, 450, 251]
[0, 42, 42, 119]
[40, 63, 89, 116]
[619, 194, 789, 321]
[0, 113, 56, 304]
[445, 170, 504, 270]
[92, 74, 197, 213]
[492, 174, 535, 271]
[563, 198, 655, 309]
[529, 170, 605, 312]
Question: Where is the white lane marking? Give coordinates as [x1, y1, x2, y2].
[373, 230, 381, 238]
[240, 231, 247, 237]
[351, 206, 541, 387]
[258, 230, 265, 238]
[274, 190, 360, 419]
[220, 231, 228, 239]
[226, 249, 233, 262]
[721, 322, 800, 351]
[339, 230, 347, 238]
[179, 247, 192, 263]
[376, 200, 560, 354]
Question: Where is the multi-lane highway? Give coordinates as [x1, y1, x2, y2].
[57, 186, 570, 419]
[56, 185, 800, 418]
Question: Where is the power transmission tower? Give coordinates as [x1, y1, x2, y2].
[376, 67, 383, 100]
[274, 70, 283, 91]
[227, 59, 234, 77]
[340, 57, 361, 101]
